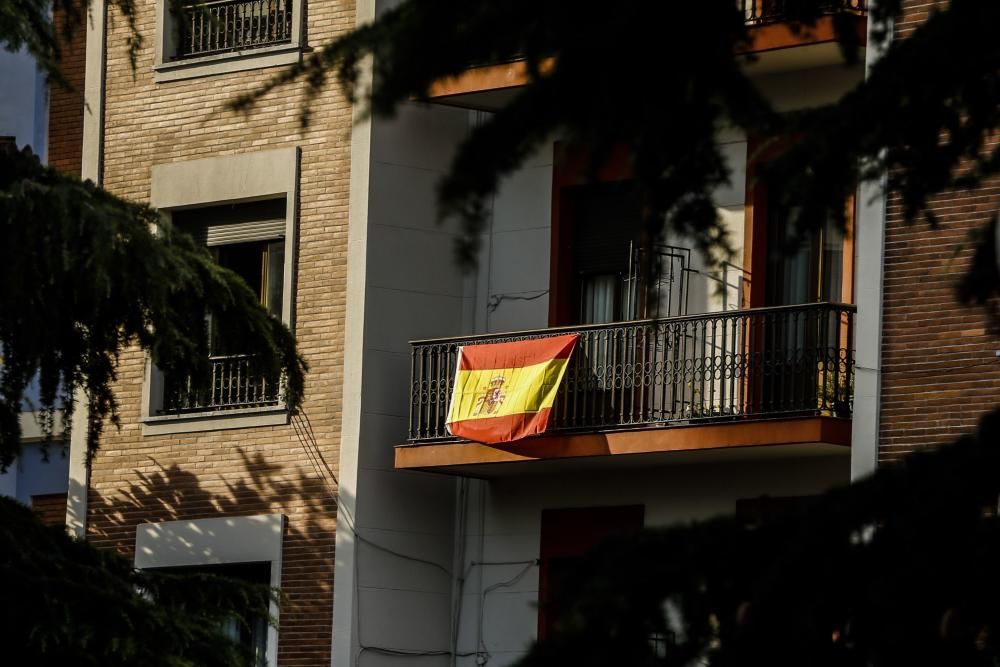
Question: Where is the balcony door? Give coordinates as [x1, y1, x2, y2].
[746, 180, 854, 415]
[567, 181, 644, 325]
[764, 206, 845, 308]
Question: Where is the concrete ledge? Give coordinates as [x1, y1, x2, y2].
[153, 45, 301, 83]
[141, 406, 289, 436]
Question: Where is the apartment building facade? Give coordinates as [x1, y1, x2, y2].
[332, 2, 871, 666]
[72, 0, 359, 664]
[65, 0, 999, 665]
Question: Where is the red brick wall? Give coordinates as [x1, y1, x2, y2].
[878, 1, 1000, 462]
[47, 4, 87, 177]
[32, 493, 68, 527]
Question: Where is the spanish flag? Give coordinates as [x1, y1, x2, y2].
[446, 334, 579, 444]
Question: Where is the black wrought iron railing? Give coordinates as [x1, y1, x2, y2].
[161, 354, 280, 414]
[407, 302, 855, 443]
[741, 0, 866, 25]
[175, 0, 293, 60]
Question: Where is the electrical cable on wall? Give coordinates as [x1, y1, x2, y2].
[292, 412, 540, 665]
[487, 290, 549, 314]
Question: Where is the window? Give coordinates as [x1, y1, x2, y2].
[549, 145, 696, 325]
[152, 562, 271, 666]
[143, 148, 298, 435]
[154, 0, 304, 82]
[134, 514, 284, 667]
[161, 199, 288, 415]
[537, 505, 645, 639]
[566, 182, 644, 324]
[744, 136, 855, 309]
[764, 205, 846, 307]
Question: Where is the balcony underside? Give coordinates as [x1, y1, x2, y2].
[423, 15, 867, 111]
[395, 416, 850, 478]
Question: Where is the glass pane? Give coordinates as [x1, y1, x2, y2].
[265, 240, 285, 318]
[580, 273, 619, 324]
[216, 241, 266, 302]
[820, 217, 844, 302]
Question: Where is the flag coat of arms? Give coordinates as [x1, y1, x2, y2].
[446, 334, 579, 444]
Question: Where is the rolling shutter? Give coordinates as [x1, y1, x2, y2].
[205, 218, 285, 246]
[172, 198, 287, 246]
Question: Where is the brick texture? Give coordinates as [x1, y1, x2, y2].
[878, 1, 1000, 462]
[32, 493, 68, 527]
[87, 2, 356, 665]
[48, 4, 87, 177]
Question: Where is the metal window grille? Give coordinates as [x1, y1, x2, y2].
[161, 354, 281, 414]
[176, 0, 294, 60]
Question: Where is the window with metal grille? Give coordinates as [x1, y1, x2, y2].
[161, 199, 287, 414]
[173, 0, 295, 60]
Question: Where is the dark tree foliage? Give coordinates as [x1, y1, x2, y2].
[0, 495, 274, 666]
[236, 0, 1000, 289]
[521, 409, 1000, 667]
[0, 143, 307, 470]
[3, 0, 1000, 664]
[1, 4, 301, 665]
[1, 0, 142, 81]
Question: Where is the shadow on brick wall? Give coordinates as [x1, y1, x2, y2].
[86, 409, 340, 666]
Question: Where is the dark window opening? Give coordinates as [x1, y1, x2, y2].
[565, 182, 644, 324]
[162, 199, 287, 414]
[538, 505, 645, 639]
[765, 204, 844, 307]
[149, 561, 271, 666]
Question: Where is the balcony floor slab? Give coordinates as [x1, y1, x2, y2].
[395, 416, 850, 478]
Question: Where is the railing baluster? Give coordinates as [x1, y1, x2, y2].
[396, 303, 855, 443]
[174, 0, 295, 59]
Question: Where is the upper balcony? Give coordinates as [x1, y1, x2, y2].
[426, 0, 868, 111]
[397, 302, 854, 476]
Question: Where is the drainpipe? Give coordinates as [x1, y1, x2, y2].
[849, 0, 893, 482]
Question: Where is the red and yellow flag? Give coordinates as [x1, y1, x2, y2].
[446, 334, 578, 444]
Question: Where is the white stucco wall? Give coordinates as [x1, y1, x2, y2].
[453, 454, 848, 667]
[341, 102, 471, 667]
[342, 59, 865, 667]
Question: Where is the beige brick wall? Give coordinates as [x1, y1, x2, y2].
[87, 2, 355, 665]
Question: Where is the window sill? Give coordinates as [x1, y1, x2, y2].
[154, 44, 302, 83]
[141, 405, 289, 436]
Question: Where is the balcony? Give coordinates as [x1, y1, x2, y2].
[160, 354, 280, 414]
[425, 1, 867, 110]
[741, 0, 866, 25]
[174, 0, 294, 60]
[397, 303, 855, 475]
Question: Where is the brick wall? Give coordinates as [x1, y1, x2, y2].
[48, 4, 87, 177]
[32, 493, 68, 527]
[86, 2, 356, 665]
[878, 0, 1000, 462]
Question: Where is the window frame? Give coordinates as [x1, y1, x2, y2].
[141, 148, 299, 436]
[134, 514, 285, 667]
[153, 0, 305, 83]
